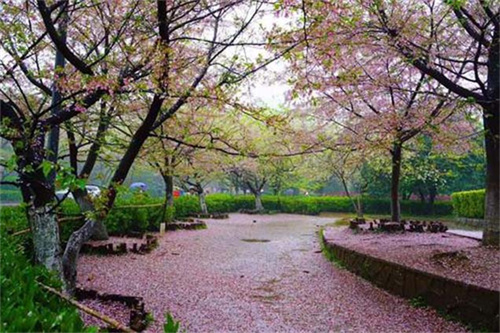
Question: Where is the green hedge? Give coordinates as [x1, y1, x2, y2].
[0, 194, 453, 238]
[0, 235, 96, 332]
[451, 189, 485, 219]
[0, 189, 22, 202]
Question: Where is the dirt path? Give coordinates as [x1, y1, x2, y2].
[78, 214, 467, 332]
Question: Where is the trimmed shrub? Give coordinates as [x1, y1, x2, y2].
[1, 194, 453, 240]
[451, 189, 485, 219]
[173, 195, 200, 218]
[0, 189, 22, 202]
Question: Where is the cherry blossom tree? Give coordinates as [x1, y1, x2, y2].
[277, 0, 497, 239]
[1, 0, 294, 292]
[370, 0, 499, 244]
[143, 105, 238, 217]
[1, 0, 147, 276]
[274, 0, 482, 223]
[285, 53, 470, 221]
[177, 150, 224, 214]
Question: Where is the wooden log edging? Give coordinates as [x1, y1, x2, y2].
[81, 235, 159, 256]
[165, 220, 207, 231]
[321, 233, 499, 332]
[75, 288, 148, 332]
[39, 283, 137, 333]
[188, 212, 229, 219]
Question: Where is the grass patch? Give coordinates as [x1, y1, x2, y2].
[317, 228, 345, 269]
[409, 296, 427, 308]
[332, 218, 350, 227]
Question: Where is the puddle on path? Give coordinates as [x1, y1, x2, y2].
[241, 239, 271, 243]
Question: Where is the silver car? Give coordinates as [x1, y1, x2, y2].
[55, 185, 101, 201]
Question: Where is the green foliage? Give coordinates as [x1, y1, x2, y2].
[409, 296, 427, 308]
[172, 195, 201, 218]
[165, 206, 176, 223]
[0, 205, 28, 232]
[0, 189, 22, 202]
[105, 193, 163, 235]
[360, 139, 485, 199]
[1, 194, 453, 241]
[0, 236, 96, 332]
[318, 228, 345, 269]
[163, 313, 181, 333]
[451, 189, 485, 218]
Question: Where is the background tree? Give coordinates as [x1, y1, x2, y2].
[274, 0, 483, 223]
[368, 0, 499, 244]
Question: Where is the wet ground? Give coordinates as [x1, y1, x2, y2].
[78, 213, 467, 332]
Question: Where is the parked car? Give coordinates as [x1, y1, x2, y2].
[55, 185, 101, 201]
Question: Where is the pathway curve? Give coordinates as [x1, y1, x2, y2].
[447, 229, 483, 240]
[78, 214, 467, 332]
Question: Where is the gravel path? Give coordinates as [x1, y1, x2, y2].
[78, 214, 467, 332]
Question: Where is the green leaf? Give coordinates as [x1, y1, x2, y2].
[40, 161, 53, 178]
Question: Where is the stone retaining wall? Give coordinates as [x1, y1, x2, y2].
[322, 234, 499, 331]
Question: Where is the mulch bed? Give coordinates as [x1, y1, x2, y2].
[323, 226, 500, 291]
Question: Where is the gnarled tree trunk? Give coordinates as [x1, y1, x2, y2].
[73, 189, 109, 241]
[62, 192, 103, 294]
[62, 217, 97, 295]
[161, 173, 174, 222]
[90, 220, 109, 240]
[28, 206, 63, 275]
[254, 192, 264, 211]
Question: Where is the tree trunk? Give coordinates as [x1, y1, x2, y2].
[62, 96, 166, 293]
[28, 205, 63, 275]
[63, 191, 105, 294]
[161, 174, 174, 223]
[338, 173, 362, 217]
[165, 174, 174, 207]
[0, 138, 4, 183]
[90, 220, 109, 240]
[390, 143, 402, 222]
[428, 185, 437, 205]
[198, 191, 208, 214]
[356, 195, 363, 218]
[418, 188, 426, 203]
[62, 217, 97, 295]
[46, 9, 67, 185]
[254, 192, 264, 211]
[73, 190, 109, 241]
[482, 103, 499, 246]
